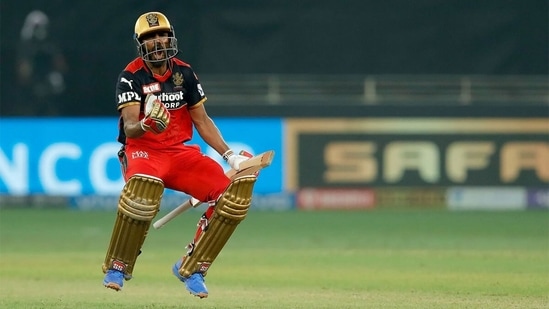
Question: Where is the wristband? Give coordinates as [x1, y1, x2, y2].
[139, 119, 147, 132]
[222, 149, 234, 162]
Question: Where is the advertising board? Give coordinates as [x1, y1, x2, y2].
[0, 117, 283, 196]
[286, 118, 548, 190]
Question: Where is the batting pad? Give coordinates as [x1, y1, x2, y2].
[102, 174, 164, 278]
[178, 175, 257, 278]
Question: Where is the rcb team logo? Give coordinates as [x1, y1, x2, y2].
[172, 72, 184, 86]
[146, 14, 159, 27]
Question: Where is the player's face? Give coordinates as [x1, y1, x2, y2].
[142, 32, 170, 63]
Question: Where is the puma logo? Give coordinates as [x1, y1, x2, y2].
[120, 77, 134, 90]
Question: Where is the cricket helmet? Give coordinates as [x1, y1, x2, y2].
[134, 12, 178, 62]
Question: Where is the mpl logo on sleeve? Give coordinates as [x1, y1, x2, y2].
[117, 92, 141, 104]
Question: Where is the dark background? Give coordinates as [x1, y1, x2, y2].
[1, 0, 548, 116]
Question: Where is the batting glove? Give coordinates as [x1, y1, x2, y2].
[223, 149, 250, 171]
[140, 94, 170, 134]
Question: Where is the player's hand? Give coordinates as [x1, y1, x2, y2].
[223, 149, 251, 171]
[238, 150, 258, 176]
[140, 94, 170, 134]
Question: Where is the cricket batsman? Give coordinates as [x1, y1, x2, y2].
[101, 11, 254, 298]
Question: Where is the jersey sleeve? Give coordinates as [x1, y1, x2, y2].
[115, 71, 142, 111]
[182, 67, 207, 109]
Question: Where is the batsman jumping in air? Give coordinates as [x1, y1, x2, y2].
[102, 11, 268, 298]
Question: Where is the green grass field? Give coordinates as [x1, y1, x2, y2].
[0, 208, 547, 309]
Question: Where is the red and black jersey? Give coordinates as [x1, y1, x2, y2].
[115, 57, 207, 147]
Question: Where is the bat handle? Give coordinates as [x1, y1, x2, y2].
[152, 198, 201, 229]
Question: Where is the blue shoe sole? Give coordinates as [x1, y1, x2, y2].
[104, 282, 122, 291]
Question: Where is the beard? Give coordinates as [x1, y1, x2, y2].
[150, 59, 166, 68]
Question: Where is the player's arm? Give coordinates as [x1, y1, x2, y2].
[116, 72, 145, 138]
[184, 67, 248, 169]
[190, 105, 249, 170]
[183, 68, 230, 155]
[116, 71, 169, 137]
[189, 104, 230, 155]
[122, 96, 170, 136]
[121, 104, 146, 138]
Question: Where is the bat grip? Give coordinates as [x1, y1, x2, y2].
[152, 199, 196, 229]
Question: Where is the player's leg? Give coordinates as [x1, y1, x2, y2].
[102, 173, 164, 291]
[172, 175, 257, 298]
[164, 145, 258, 297]
[173, 150, 255, 276]
[161, 146, 229, 297]
[163, 144, 231, 202]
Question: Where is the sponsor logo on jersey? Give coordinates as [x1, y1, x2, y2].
[131, 150, 149, 159]
[120, 77, 134, 89]
[197, 84, 204, 97]
[156, 91, 187, 109]
[118, 92, 141, 104]
[143, 82, 161, 94]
